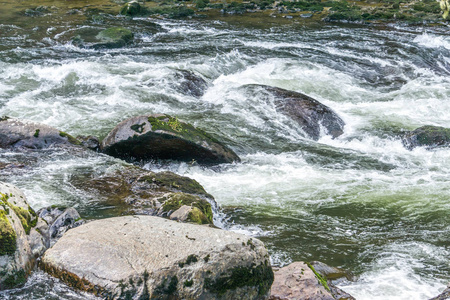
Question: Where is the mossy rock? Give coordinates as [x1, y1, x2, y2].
[0, 208, 17, 256]
[161, 193, 213, 224]
[101, 114, 240, 165]
[0, 182, 47, 291]
[402, 125, 450, 150]
[94, 27, 134, 49]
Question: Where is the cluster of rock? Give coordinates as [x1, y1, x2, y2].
[2, 81, 448, 298]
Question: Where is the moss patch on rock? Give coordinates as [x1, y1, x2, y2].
[1, 192, 37, 235]
[204, 263, 274, 296]
[162, 193, 213, 224]
[59, 131, 82, 146]
[0, 209, 17, 256]
[96, 27, 134, 46]
[1, 269, 26, 289]
[307, 263, 330, 292]
[148, 114, 220, 145]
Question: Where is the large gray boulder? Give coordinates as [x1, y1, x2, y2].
[243, 85, 345, 140]
[101, 114, 240, 165]
[402, 125, 450, 150]
[0, 117, 81, 149]
[0, 182, 48, 290]
[41, 215, 274, 299]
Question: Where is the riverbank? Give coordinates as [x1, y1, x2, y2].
[1, 0, 447, 31]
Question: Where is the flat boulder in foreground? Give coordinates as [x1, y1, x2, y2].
[0, 117, 81, 149]
[101, 114, 240, 165]
[41, 216, 273, 299]
[243, 85, 345, 140]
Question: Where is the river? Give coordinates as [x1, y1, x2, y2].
[0, 5, 449, 299]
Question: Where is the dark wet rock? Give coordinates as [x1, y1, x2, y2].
[402, 125, 450, 150]
[38, 207, 85, 247]
[429, 284, 450, 300]
[120, 0, 141, 16]
[100, 114, 240, 165]
[0, 118, 81, 150]
[41, 215, 273, 299]
[175, 70, 209, 97]
[69, 164, 216, 224]
[76, 135, 100, 151]
[72, 27, 134, 49]
[243, 85, 345, 140]
[0, 182, 48, 290]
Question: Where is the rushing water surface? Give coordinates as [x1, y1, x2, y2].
[0, 4, 449, 299]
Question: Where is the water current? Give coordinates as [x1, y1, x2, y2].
[0, 6, 449, 299]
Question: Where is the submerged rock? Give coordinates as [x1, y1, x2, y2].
[41, 215, 273, 299]
[0, 182, 48, 290]
[269, 262, 355, 300]
[0, 118, 81, 149]
[402, 125, 450, 150]
[243, 85, 345, 140]
[175, 70, 209, 97]
[70, 164, 216, 224]
[101, 114, 240, 165]
[72, 27, 134, 49]
[94, 27, 134, 49]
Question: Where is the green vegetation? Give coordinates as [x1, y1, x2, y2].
[161, 193, 213, 224]
[59, 131, 82, 145]
[0, 116, 10, 122]
[307, 263, 330, 292]
[33, 129, 40, 138]
[204, 263, 274, 296]
[2, 269, 27, 289]
[0, 209, 17, 256]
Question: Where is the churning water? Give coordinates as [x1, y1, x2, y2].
[0, 9, 449, 299]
